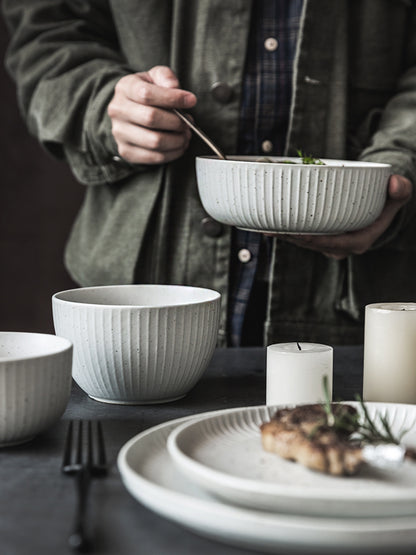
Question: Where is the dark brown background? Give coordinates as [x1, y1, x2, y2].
[1, 15, 84, 334]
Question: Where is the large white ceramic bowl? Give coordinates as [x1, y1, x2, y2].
[52, 285, 221, 405]
[0, 332, 73, 446]
[196, 156, 391, 234]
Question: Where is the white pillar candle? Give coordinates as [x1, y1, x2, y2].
[363, 303, 416, 403]
[266, 343, 333, 406]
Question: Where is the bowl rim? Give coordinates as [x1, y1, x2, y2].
[0, 331, 73, 363]
[196, 155, 392, 169]
[52, 284, 221, 309]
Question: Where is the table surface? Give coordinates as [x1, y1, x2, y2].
[1, 346, 364, 555]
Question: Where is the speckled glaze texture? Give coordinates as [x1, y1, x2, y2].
[52, 285, 221, 404]
[196, 156, 391, 233]
[0, 332, 73, 446]
[168, 403, 416, 518]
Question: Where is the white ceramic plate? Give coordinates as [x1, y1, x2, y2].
[118, 411, 416, 554]
[167, 404, 416, 517]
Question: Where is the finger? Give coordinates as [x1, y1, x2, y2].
[275, 234, 325, 251]
[116, 143, 190, 165]
[278, 233, 360, 257]
[322, 252, 348, 260]
[148, 65, 181, 88]
[388, 174, 413, 202]
[109, 98, 189, 132]
[120, 73, 196, 109]
[290, 232, 370, 256]
[271, 175, 413, 258]
[113, 120, 190, 154]
[348, 180, 411, 249]
[361, 174, 413, 242]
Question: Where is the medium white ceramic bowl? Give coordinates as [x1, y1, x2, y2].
[0, 332, 73, 446]
[196, 156, 391, 234]
[52, 285, 221, 405]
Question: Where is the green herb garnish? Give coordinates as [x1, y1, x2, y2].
[314, 376, 411, 445]
[255, 150, 326, 165]
[312, 376, 361, 436]
[353, 394, 411, 445]
[297, 149, 325, 165]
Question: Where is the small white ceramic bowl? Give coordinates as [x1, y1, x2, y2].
[196, 156, 391, 234]
[0, 332, 73, 446]
[52, 284, 221, 405]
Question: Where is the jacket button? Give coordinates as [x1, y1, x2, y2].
[201, 217, 224, 238]
[261, 140, 273, 153]
[237, 248, 252, 263]
[210, 82, 233, 104]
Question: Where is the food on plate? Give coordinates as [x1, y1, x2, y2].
[261, 378, 416, 476]
[256, 150, 325, 165]
[260, 404, 363, 476]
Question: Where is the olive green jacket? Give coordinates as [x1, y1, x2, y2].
[4, 0, 416, 345]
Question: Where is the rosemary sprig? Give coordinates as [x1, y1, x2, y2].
[321, 376, 360, 435]
[322, 374, 335, 426]
[353, 394, 411, 445]
[297, 149, 325, 165]
[315, 376, 411, 445]
[255, 150, 326, 165]
[308, 376, 360, 439]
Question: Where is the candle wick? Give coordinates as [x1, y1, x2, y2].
[297, 342, 302, 351]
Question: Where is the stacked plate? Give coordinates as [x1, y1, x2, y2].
[118, 403, 416, 554]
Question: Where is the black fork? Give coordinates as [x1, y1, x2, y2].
[62, 420, 107, 552]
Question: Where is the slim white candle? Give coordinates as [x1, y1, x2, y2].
[363, 303, 416, 403]
[266, 342, 333, 405]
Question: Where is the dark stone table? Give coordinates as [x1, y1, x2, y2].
[0, 346, 364, 555]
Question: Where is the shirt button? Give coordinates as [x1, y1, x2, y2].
[210, 82, 234, 104]
[261, 140, 273, 153]
[238, 248, 252, 263]
[264, 37, 278, 52]
[200, 217, 224, 238]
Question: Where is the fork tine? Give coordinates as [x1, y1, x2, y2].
[75, 420, 83, 466]
[86, 421, 93, 469]
[62, 420, 108, 550]
[96, 421, 107, 468]
[62, 420, 74, 472]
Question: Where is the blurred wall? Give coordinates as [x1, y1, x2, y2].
[1, 15, 84, 334]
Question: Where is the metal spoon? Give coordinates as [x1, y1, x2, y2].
[173, 108, 227, 160]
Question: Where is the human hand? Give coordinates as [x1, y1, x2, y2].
[108, 65, 197, 164]
[272, 174, 413, 259]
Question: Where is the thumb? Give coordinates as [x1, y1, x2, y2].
[388, 174, 413, 203]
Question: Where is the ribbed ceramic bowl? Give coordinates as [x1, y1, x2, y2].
[52, 285, 221, 405]
[0, 332, 73, 446]
[196, 156, 391, 234]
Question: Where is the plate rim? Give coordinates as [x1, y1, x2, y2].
[117, 409, 416, 553]
[167, 403, 416, 505]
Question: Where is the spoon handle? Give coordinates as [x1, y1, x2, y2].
[173, 109, 226, 160]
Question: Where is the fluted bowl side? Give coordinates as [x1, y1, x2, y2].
[196, 156, 391, 234]
[0, 332, 73, 446]
[52, 285, 221, 404]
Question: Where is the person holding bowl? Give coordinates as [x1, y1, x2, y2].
[3, 0, 415, 347]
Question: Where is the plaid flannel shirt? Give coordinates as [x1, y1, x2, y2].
[229, 0, 303, 346]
